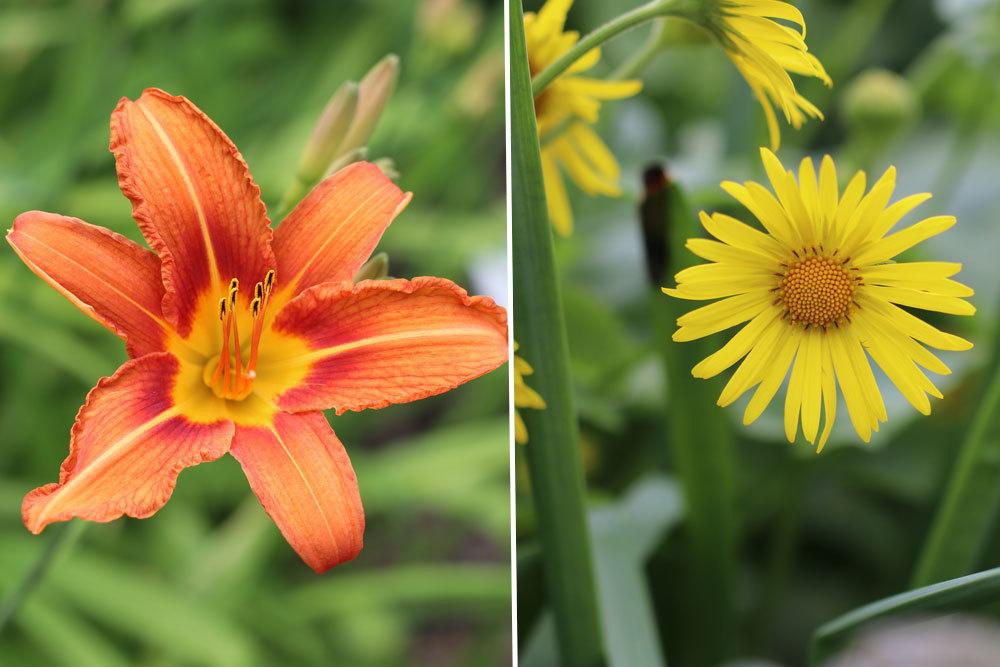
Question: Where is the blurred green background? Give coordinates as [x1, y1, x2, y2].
[516, 0, 1000, 665]
[0, 1, 509, 666]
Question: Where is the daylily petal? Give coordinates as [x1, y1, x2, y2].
[230, 411, 364, 573]
[264, 277, 508, 413]
[110, 88, 275, 337]
[273, 162, 410, 299]
[7, 211, 168, 357]
[22, 353, 233, 533]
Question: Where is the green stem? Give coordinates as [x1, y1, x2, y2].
[658, 185, 737, 665]
[753, 463, 806, 651]
[531, 0, 694, 97]
[0, 521, 86, 636]
[611, 18, 668, 81]
[511, 1, 605, 665]
[912, 356, 1000, 587]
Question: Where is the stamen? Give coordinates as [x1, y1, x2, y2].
[206, 271, 276, 400]
[246, 270, 276, 378]
[229, 285, 243, 392]
[210, 298, 230, 387]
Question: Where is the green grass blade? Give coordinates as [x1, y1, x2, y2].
[809, 566, 1000, 665]
[510, 0, 605, 664]
[912, 365, 1000, 587]
[16, 598, 131, 667]
[284, 564, 509, 619]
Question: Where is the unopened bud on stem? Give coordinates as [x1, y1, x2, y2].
[353, 252, 390, 282]
[339, 54, 400, 155]
[373, 158, 399, 180]
[298, 81, 360, 183]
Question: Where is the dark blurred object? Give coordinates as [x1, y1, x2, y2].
[639, 163, 671, 286]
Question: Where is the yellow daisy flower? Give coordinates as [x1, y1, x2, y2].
[665, 148, 974, 452]
[525, 0, 642, 235]
[514, 342, 546, 444]
[704, 0, 831, 149]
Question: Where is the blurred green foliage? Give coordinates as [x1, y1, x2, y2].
[516, 0, 1000, 665]
[0, 1, 509, 665]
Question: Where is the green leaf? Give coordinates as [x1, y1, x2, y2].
[589, 474, 683, 667]
[523, 475, 684, 667]
[16, 597, 131, 667]
[510, 0, 605, 664]
[809, 566, 1000, 665]
[0, 300, 115, 384]
[50, 552, 256, 667]
[912, 363, 1000, 586]
[284, 563, 509, 619]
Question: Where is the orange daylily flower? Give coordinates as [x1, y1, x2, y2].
[7, 88, 508, 573]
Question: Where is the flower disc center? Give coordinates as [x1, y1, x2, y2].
[779, 256, 856, 327]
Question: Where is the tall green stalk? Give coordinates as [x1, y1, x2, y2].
[510, 1, 605, 665]
[642, 170, 737, 665]
[912, 360, 1000, 587]
[0, 521, 86, 636]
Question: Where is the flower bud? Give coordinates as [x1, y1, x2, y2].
[456, 52, 503, 118]
[373, 158, 399, 180]
[339, 54, 400, 154]
[353, 252, 390, 282]
[841, 69, 919, 137]
[418, 0, 482, 55]
[298, 81, 359, 184]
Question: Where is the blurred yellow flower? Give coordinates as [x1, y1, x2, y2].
[525, 0, 642, 235]
[705, 0, 831, 149]
[665, 149, 974, 452]
[514, 343, 546, 444]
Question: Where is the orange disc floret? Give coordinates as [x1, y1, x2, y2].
[778, 256, 857, 327]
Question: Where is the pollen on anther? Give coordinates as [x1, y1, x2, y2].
[251, 297, 261, 317]
[265, 269, 275, 291]
[218, 297, 227, 320]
